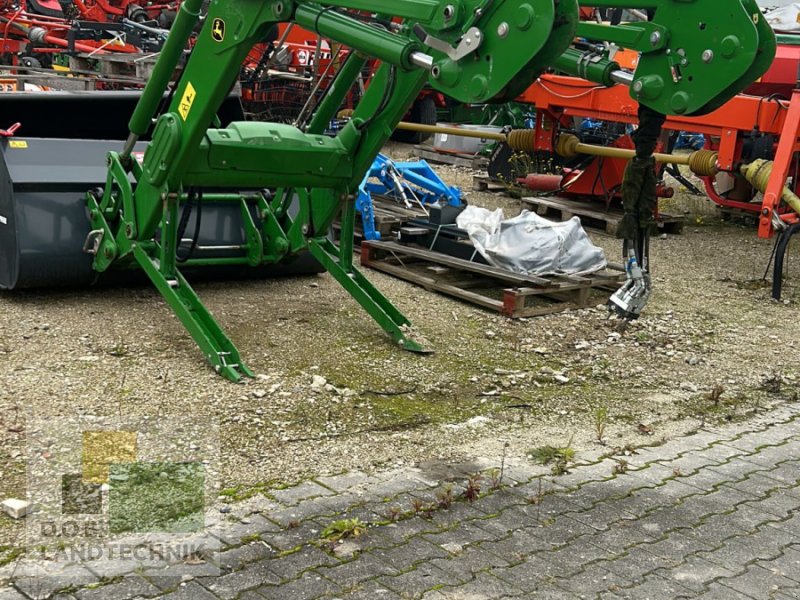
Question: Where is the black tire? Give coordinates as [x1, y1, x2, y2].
[391, 95, 437, 144]
[20, 57, 42, 69]
[26, 0, 62, 18]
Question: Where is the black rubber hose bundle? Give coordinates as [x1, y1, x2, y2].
[176, 188, 203, 263]
[772, 222, 800, 300]
[618, 105, 666, 267]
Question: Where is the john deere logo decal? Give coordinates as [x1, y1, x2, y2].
[211, 18, 225, 42]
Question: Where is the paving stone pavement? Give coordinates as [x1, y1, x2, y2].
[4, 405, 800, 599]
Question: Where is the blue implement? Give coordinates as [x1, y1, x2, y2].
[356, 153, 462, 240]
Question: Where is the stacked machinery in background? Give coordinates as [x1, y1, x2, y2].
[0, 0, 176, 73]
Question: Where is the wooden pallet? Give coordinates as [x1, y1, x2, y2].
[472, 175, 525, 199]
[69, 53, 157, 82]
[361, 240, 625, 318]
[521, 195, 685, 235]
[332, 213, 399, 248]
[473, 174, 509, 193]
[415, 146, 489, 169]
[332, 196, 427, 246]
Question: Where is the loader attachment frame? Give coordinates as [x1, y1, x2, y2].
[83, 0, 774, 380]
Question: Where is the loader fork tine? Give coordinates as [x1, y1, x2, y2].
[132, 245, 253, 382]
[306, 237, 430, 354]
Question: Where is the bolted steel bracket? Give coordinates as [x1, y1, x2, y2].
[412, 23, 483, 61]
[82, 229, 104, 255]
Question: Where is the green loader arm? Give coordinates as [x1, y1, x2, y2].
[86, 0, 775, 381]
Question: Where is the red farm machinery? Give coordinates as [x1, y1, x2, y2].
[496, 33, 800, 299]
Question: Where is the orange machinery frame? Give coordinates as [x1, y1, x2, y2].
[517, 74, 800, 238]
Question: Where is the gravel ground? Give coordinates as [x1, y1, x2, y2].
[1, 143, 798, 546]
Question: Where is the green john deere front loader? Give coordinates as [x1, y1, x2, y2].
[0, 0, 776, 380]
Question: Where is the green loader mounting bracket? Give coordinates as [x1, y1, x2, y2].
[574, 0, 776, 116]
[87, 0, 774, 380]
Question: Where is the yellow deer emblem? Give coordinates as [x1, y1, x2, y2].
[211, 18, 225, 42]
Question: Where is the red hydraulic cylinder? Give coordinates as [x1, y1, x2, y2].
[517, 173, 563, 192]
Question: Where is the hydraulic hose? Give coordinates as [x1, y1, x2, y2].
[176, 188, 202, 263]
[772, 222, 800, 300]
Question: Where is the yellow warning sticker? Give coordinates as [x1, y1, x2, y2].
[178, 81, 196, 121]
[9, 140, 27, 148]
[211, 18, 225, 42]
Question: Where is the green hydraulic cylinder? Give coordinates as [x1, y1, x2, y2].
[303, 0, 442, 23]
[578, 0, 657, 7]
[306, 52, 368, 135]
[121, 0, 204, 159]
[295, 4, 421, 69]
[555, 48, 623, 87]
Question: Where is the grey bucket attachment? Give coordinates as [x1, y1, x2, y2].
[0, 136, 321, 289]
[0, 91, 321, 290]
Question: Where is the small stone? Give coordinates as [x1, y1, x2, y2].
[533, 347, 548, 355]
[311, 374, 327, 389]
[78, 355, 99, 362]
[218, 506, 232, 514]
[441, 542, 463, 555]
[333, 540, 360, 559]
[485, 330, 496, 339]
[1, 498, 32, 519]
[309, 282, 320, 288]
[554, 375, 570, 384]
[252, 389, 267, 399]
